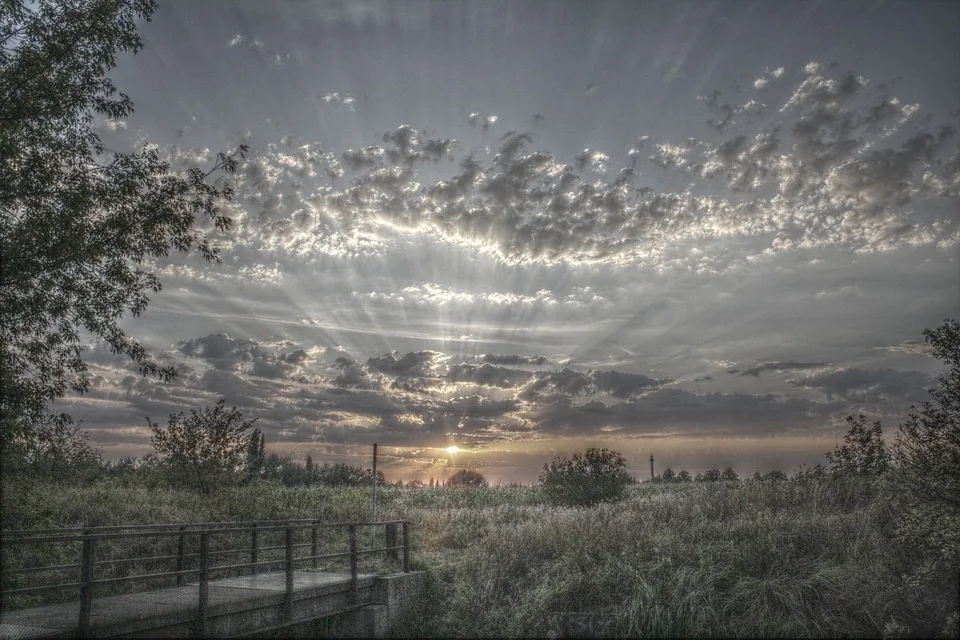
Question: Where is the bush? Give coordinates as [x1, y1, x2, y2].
[539, 448, 631, 506]
[148, 400, 256, 494]
[447, 469, 488, 488]
[826, 414, 890, 476]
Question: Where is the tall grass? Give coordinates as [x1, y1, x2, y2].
[2, 477, 956, 637]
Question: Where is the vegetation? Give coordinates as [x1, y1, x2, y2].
[147, 400, 257, 494]
[539, 447, 632, 506]
[0, 0, 245, 449]
[826, 414, 890, 476]
[447, 469, 488, 488]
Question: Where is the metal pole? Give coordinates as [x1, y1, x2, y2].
[196, 532, 209, 638]
[251, 523, 259, 575]
[371, 443, 378, 548]
[285, 526, 294, 620]
[79, 531, 94, 637]
[402, 522, 410, 573]
[176, 526, 187, 586]
[311, 521, 319, 570]
[349, 525, 358, 604]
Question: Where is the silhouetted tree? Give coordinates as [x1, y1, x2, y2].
[660, 468, 676, 482]
[539, 448, 632, 506]
[697, 468, 722, 482]
[0, 0, 247, 449]
[148, 400, 257, 494]
[1, 412, 102, 481]
[447, 469, 488, 487]
[894, 318, 960, 517]
[721, 468, 740, 481]
[825, 414, 890, 475]
[245, 428, 266, 479]
[676, 470, 692, 482]
[764, 469, 787, 482]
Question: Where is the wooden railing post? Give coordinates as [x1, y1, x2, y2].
[386, 523, 398, 562]
[79, 531, 94, 637]
[311, 521, 319, 570]
[348, 525, 358, 604]
[251, 523, 259, 575]
[402, 521, 410, 573]
[176, 525, 187, 586]
[195, 532, 209, 638]
[285, 526, 294, 620]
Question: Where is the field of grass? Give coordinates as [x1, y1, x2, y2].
[2, 476, 957, 638]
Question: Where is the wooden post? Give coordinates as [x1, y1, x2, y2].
[251, 523, 259, 575]
[402, 522, 410, 573]
[348, 525, 358, 604]
[371, 443, 378, 548]
[176, 526, 187, 586]
[311, 521, 319, 570]
[79, 532, 94, 637]
[386, 523, 398, 562]
[196, 532, 209, 638]
[285, 526, 294, 620]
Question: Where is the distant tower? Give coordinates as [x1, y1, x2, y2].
[650, 454, 654, 480]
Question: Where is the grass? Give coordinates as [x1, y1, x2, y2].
[2, 476, 957, 637]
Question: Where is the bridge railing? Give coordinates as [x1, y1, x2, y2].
[0, 520, 410, 636]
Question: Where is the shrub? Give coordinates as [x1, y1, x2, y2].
[148, 400, 256, 494]
[826, 414, 890, 476]
[447, 469, 488, 488]
[539, 448, 631, 506]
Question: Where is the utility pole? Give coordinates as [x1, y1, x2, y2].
[650, 454, 654, 481]
[371, 443, 378, 547]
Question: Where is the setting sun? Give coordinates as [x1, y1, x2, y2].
[446, 446, 459, 455]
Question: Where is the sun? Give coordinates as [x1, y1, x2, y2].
[446, 446, 459, 455]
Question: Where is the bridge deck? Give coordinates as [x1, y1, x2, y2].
[0, 571, 377, 639]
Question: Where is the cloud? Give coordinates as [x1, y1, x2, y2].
[482, 354, 549, 366]
[733, 361, 830, 377]
[879, 340, 934, 356]
[791, 367, 932, 403]
[320, 92, 356, 111]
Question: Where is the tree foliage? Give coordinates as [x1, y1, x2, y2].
[447, 469, 488, 488]
[825, 414, 890, 476]
[0, 411, 102, 481]
[539, 448, 632, 506]
[894, 318, 960, 516]
[148, 400, 256, 494]
[0, 0, 246, 447]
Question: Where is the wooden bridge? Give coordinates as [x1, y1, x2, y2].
[0, 520, 425, 638]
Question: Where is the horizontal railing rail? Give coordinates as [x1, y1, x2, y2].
[0, 519, 411, 637]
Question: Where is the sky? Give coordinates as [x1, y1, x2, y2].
[61, 0, 959, 483]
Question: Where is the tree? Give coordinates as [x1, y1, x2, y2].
[1, 412, 102, 481]
[148, 400, 256, 494]
[697, 468, 722, 482]
[676, 470, 692, 482]
[0, 0, 247, 448]
[825, 414, 890, 476]
[721, 467, 739, 481]
[245, 428, 266, 479]
[764, 469, 787, 482]
[659, 468, 676, 483]
[894, 318, 960, 516]
[447, 469, 488, 488]
[539, 448, 632, 506]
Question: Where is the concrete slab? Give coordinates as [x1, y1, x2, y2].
[198, 571, 375, 592]
[0, 571, 378, 637]
[0, 624, 61, 640]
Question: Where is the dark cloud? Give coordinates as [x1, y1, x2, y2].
[735, 361, 829, 377]
[481, 354, 548, 366]
[366, 350, 439, 377]
[447, 363, 534, 389]
[791, 367, 933, 403]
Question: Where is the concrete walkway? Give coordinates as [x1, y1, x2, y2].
[0, 571, 376, 639]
